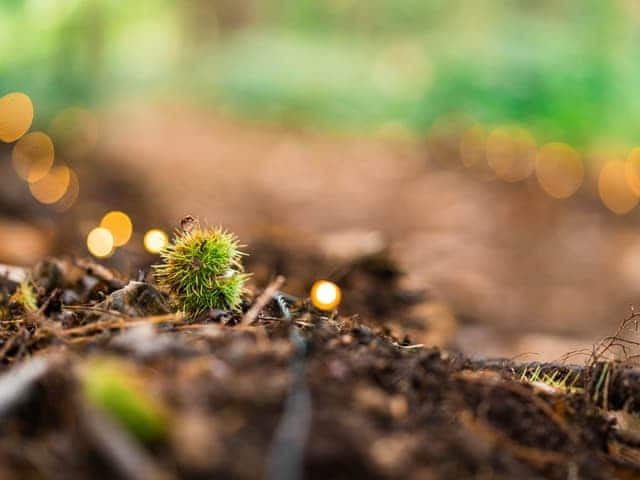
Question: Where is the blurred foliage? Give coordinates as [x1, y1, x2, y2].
[82, 358, 168, 442]
[2, 0, 640, 147]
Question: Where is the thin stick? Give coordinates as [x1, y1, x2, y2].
[0, 329, 25, 360]
[239, 276, 285, 327]
[64, 305, 126, 317]
[61, 314, 183, 337]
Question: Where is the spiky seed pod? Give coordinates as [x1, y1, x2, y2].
[153, 225, 248, 317]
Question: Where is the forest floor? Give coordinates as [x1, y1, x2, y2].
[3, 103, 640, 478]
[1, 252, 640, 479]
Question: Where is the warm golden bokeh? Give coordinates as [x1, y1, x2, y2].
[535, 143, 584, 199]
[11, 131, 55, 182]
[310, 280, 342, 311]
[53, 167, 80, 212]
[486, 126, 536, 182]
[459, 124, 485, 169]
[598, 159, 639, 214]
[0, 92, 34, 143]
[49, 107, 99, 159]
[100, 211, 133, 247]
[144, 229, 168, 254]
[87, 227, 115, 258]
[624, 147, 640, 196]
[28, 165, 71, 204]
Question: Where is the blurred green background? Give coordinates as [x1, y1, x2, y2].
[2, 0, 640, 148]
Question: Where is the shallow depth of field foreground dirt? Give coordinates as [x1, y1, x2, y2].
[2, 254, 640, 479]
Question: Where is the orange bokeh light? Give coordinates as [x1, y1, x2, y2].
[144, 229, 168, 254]
[486, 126, 536, 182]
[0, 92, 33, 143]
[100, 211, 133, 247]
[12, 131, 55, 182]
[310, 280, 342, 311]
[53, 168, 80, 212]
[28, 165, 71, 204]
[87, 227, 115, 258]
[598, 159, 639, 214]
[535, 143, 584, 199]
[624, 147, 640, 196]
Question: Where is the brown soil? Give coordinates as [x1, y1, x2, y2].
[0, 252, 640, 479]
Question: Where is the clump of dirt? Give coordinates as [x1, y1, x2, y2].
[245, 229, 434, 341]
[0, 251, 640, 479]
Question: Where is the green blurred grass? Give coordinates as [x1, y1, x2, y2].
[2, 0, 640, 148]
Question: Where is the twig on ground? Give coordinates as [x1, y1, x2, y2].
[0, 329, 28, 361]
[240, 276, 285, 327]
[590, 310, 640, 365]
[58, 313, 184, 339]
[75, 259, 126, 290]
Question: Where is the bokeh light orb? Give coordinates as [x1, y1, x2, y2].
[144, 229, 168, 254]
[28, 165, 71, 204]
[0, 92, 33, 143]
[624, 147, 640, 196]
[310, 280, 342, 311]
[598, 159, 639, 214]
[87, 227, 114, 258]
[535, 143, 584, 199]
[12, 131, 55, 182]
[53, 167, 80, 212]
[100, 211, 133, 247]
[486, 126, 536, 182]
